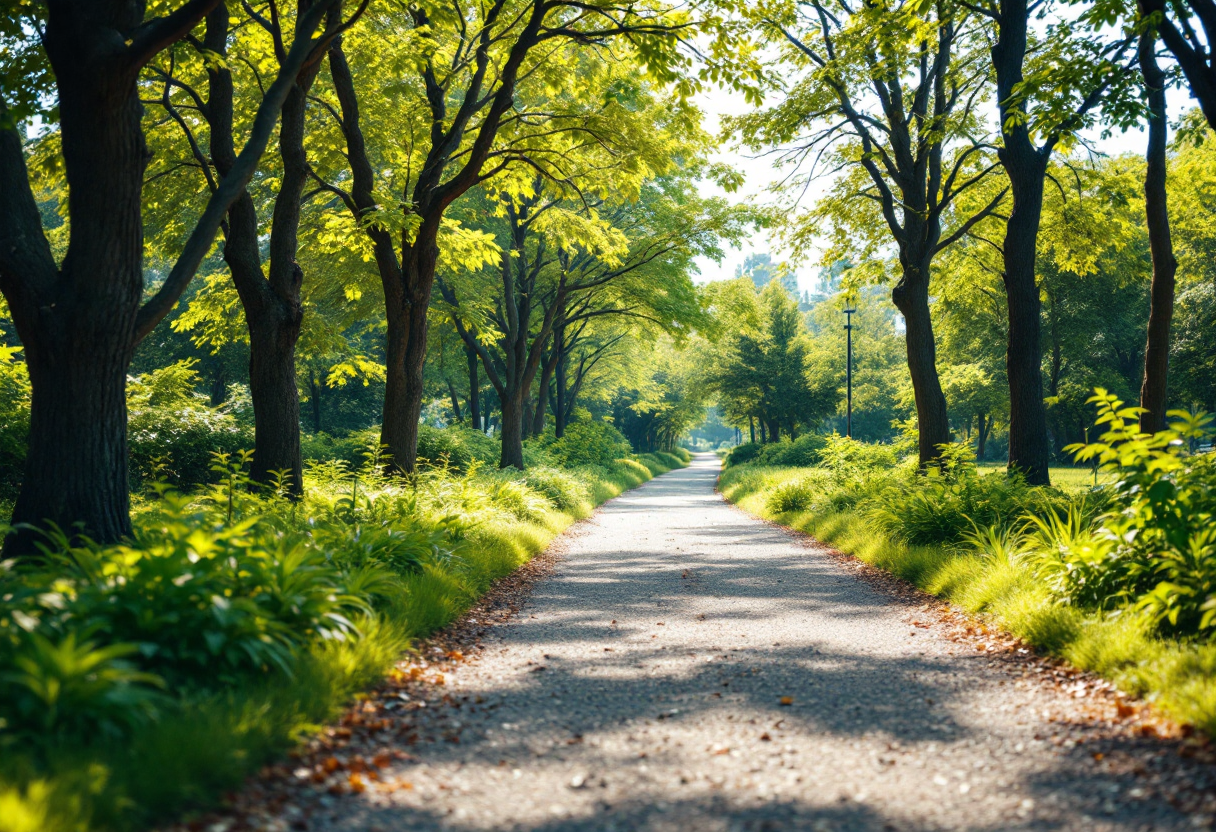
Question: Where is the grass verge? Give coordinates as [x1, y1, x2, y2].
[719, 462, 1216, 735]
[0, 449, 690, 832]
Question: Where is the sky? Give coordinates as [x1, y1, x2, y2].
[690, 80, 1190, 297]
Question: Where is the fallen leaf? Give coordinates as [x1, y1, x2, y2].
[779, 697, 794, 706]
[348, 773, 366, 794]
[372, 751, 392, 769]
[1092, 752, 1105, 762]
[322, 757, 342, 774]
[759, 732, 772, 741]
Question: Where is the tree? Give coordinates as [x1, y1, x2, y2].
[439, 158, 729, 468]
[313, 0, 713, 474]
[968, 0, 1137, 483]
[732, 0, 1005, 468]
[702, 279, 836, 441]
[1135, 19, 1177, 433]
[148, 1, 362, 495]
[0, 1, 352, 551]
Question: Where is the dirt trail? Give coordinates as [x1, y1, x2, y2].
[266, 453, 1214, 831]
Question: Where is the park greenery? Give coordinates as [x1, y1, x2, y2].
[4, 0, 1216, 828]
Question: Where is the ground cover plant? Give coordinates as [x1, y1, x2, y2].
[719, 402, 1216, 735]
[0, 440, 689, 832]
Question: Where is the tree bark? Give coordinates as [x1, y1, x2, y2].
[499, 391, 526, 469]
[1138, 30, 1177, 434]
[308, 368, 323, 433]
[203, 2, 311, 495]
[892, 259, 951, 467]
[447, 378, 463, 423]
[993, 0, 1052, 485]
[4, 4, 158, 550]
[467, 344, 481, 431]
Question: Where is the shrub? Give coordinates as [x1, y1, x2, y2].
[1057, 391, 1216, 637]
[545, 421, 631, 468]
[521, 467, 588, 513]
[759, 435, 827, 467]
[765, 476, 820, 514]
[23, 500, 369, 688]
[126, 362, 250, 489]
[725, 442, 762, 468]
[416, 424, 499, 472]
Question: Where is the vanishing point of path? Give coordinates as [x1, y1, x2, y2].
[303, 453, 1213, 832]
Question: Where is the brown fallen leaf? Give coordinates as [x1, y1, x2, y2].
[779, 697, 794, 706]
[348, 773, 366, 794]
[372, 751, 392, 769]
[760, 733, 772, 741]
[322, 757, 342, 774]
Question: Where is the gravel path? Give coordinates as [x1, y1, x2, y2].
[302, 453, 1213, 832]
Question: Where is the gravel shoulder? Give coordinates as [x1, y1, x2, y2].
[231, 453, 1216, 832]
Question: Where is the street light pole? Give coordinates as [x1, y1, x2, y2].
[844, 303, 856, 438]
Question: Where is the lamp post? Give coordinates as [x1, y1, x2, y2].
[844, 301, 856, 438]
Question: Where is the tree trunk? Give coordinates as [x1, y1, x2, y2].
[749, 416, 755, 443]
[5, 9, 150, 550]
[1000, 160, 1051, 484]
[892, 260, 951, 467]
[759, 420, 767, 443]
[1138, 30, 1177, 435]
[500, 391, 526, 469]
[247, 307, 303, 490]
[11, 330, 136, 551]
[467, 344, 481, 431]
[308, 368, 323, 433]
[976, 412, 989, 461]
[532, 350, 557, 437]
[208, 4, 309, 495]
[447, 379, 462, 423]
[994, 0, 1052, 486]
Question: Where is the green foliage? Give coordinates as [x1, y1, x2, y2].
[519, 467, 590, 513]
[1054, 391, 1216, 636]
[0, 347, 30, 501]
[126, 362, 250, 489]
[415, 424, 500, 472]
[543, 420, 631, 468]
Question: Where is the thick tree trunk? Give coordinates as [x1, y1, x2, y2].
[11, 331, 136, 551]
[6, 9, 149, 550]
[247, 306, 303, 490]
[467, 345, 481, 431]
[976, 412, 989, 461]
[1138, 32, 1177, 435]
[993, 0, 1052, 485]
[500, 391, 526, 469]
[892, 260, 951, 467]
[1000, 160, 1051, 484]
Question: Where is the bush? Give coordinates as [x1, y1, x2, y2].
[416, 424, 499, 472]
[126, 362, 250, 489]
[521, 467, 589, 513]
[1048, 392, 1216, 637]
[725, 442, 761, 468]
[760, 435, 827, 467]
[545, 421, 631, 468]
[765, 476, 822, 514]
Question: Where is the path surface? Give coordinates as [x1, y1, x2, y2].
[310, 453, 1210, 831]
